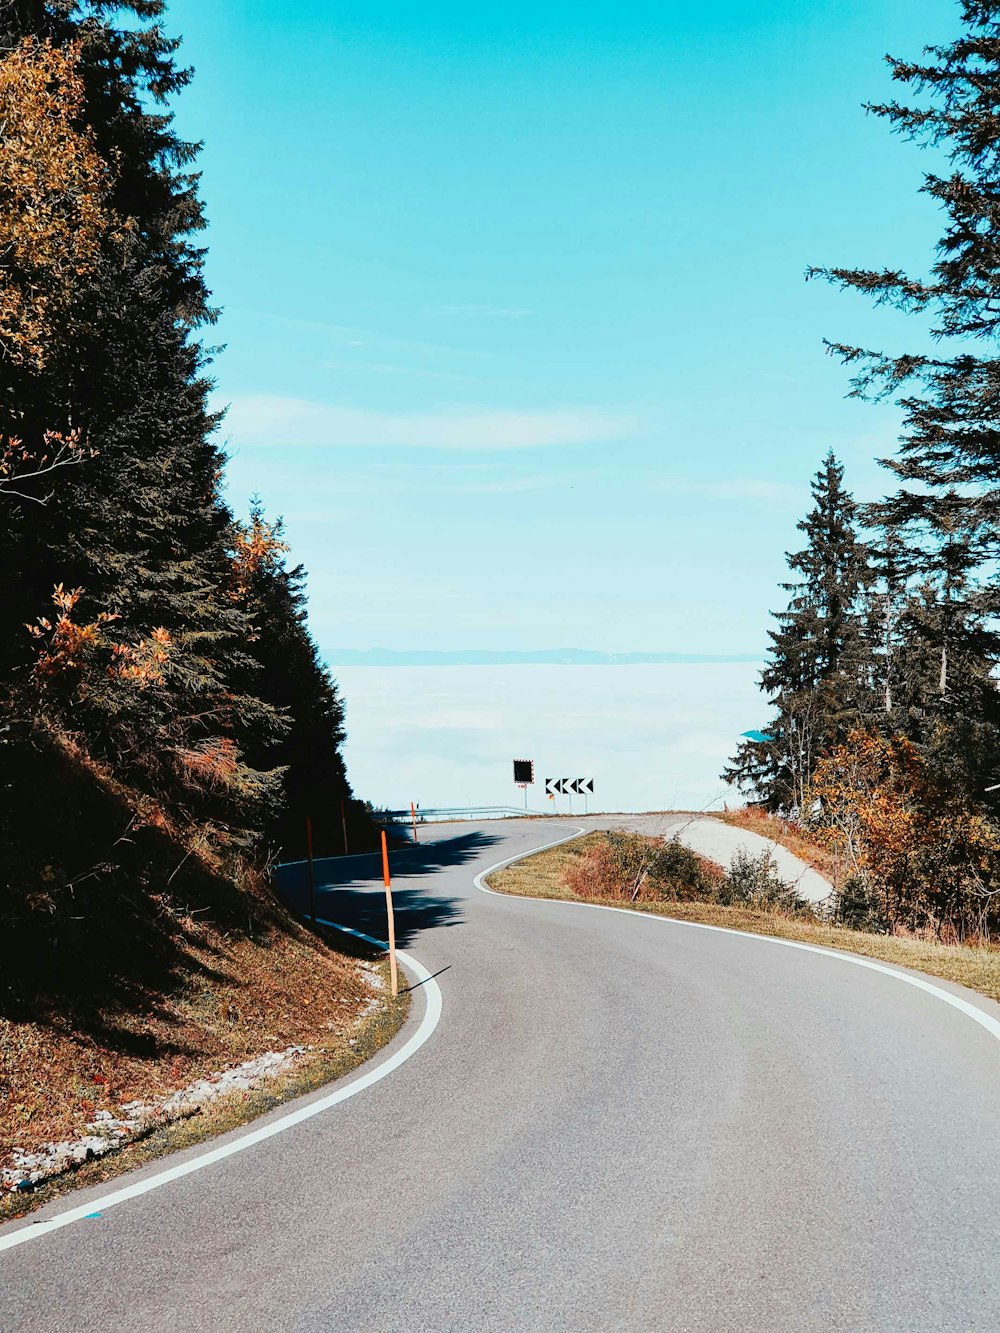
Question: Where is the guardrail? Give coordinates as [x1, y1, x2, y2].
[374, 805, 544, 823]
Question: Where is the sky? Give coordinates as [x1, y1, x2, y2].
[165, 0, 958, 659]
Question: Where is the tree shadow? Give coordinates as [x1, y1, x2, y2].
[273, 828, 502, 947]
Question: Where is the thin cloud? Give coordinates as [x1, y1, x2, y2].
[437, 303, 534, 319]
[322, 357, 480, 384]
[231, 307, 500, 362]
[656, 478, 803, 501]
[225, 395, 637, 451]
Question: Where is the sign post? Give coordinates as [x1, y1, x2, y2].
[545, 778, 595, 815]
[340, 800, 349, 856]
[410, 800, 419, 843]
[381, 830, 398, 997]
[513, 759, 534, 810]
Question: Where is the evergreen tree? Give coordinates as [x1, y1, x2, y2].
[725, 453, 872, 810]
[0, 2, 372, 1024]
[0, 6, 289, 852]
[811, 0, 1000, 804]
[231, 505, 375, 857]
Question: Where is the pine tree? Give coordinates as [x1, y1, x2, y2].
[0, 5, 284, 893]
[231, 504, 374, 857]
[811, 0, 1000, 804]
[725, 453, 872, 810]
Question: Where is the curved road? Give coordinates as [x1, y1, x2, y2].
[1, 818, 998, 1331]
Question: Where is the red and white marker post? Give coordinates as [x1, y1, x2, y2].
[381, 830, 398, 997]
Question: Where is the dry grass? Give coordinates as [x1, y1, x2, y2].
[488, 833, 1000, 1005]
[0, 918, 409, 1221]
[713, 805, 841, 883]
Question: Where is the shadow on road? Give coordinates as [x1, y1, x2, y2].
[273, 829, 503, 948]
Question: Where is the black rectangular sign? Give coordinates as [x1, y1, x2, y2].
[513, 759, 534, 785]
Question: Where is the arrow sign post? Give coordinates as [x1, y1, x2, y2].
[544, 778, 594, 812]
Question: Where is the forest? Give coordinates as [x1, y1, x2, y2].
[0, 2, 371, 1016]
[727, 2, 1000, 942]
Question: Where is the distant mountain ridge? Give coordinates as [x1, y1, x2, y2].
[327, 648, 762, 666]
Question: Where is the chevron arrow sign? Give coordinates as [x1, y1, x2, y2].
[545, 777, 594, 796]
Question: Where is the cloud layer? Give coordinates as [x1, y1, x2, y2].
[224, 395, 636, 451]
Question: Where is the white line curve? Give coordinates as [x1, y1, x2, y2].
[474, 826, 1000, 1050]
[0, 924, 442, 1254]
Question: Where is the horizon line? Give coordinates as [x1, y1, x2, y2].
[325, 648, 763, 666]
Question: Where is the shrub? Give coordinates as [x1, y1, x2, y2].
[833, 874, 888, 933]
[563, 832, 721, 903]
[716, 848, 808, 914]
[647, 837, 721, 901]
[563, 830, 658, 900]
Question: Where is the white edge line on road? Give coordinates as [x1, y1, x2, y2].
[475, 826, 1000, 1049]
[0, 924, 442, 1255]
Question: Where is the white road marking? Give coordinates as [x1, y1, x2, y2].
[475, 827, 1000, 1049]
[0, 924, 442, 1254]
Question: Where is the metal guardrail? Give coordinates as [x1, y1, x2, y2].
[374, 805, 544, 823]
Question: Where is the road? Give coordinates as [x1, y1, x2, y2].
[1, 817, 998, 1331]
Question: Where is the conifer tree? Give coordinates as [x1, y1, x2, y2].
[725, 453, 872, 810]
[231, 505, 372, 857]
[0, 5, 282, 893]
[811, 0, 1000, 803]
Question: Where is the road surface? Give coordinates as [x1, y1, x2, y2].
[1, 817, 998, 1331]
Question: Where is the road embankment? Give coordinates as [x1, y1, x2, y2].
[1, 873, 408, 1221]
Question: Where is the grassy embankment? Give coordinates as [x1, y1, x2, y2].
[2, 746, 410, 1221]
[2, 892, 408, 1223]
[488, 831, 1000, 1005]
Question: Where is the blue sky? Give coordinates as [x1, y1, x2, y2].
[167, 0, 956, 657]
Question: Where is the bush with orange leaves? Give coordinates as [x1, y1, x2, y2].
[23, 584, 274, 840]
[564, 830, 721, 902]
[27, 585, 171, 693]
[228, 507, 289, 613]
[810, 730, 1000, 940]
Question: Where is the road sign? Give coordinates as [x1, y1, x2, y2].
[513, 759, 534, 785]
[545, 777, 594, 796]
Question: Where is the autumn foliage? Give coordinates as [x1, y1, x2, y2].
[564, 830, 721, 902]
[810, 730, 1000, 940]
[27, 584, 171, 689]
[0, 429, 93, 503]
[0, 39, 120, 368]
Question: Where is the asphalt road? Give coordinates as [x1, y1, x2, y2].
[2, 818, 998, 1332]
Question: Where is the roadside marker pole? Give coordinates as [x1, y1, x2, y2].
[340, 800, 349, 856]
[305, 815, 316, 924]
[411, 800, 419, 844]
[381, 830, 399, 997]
